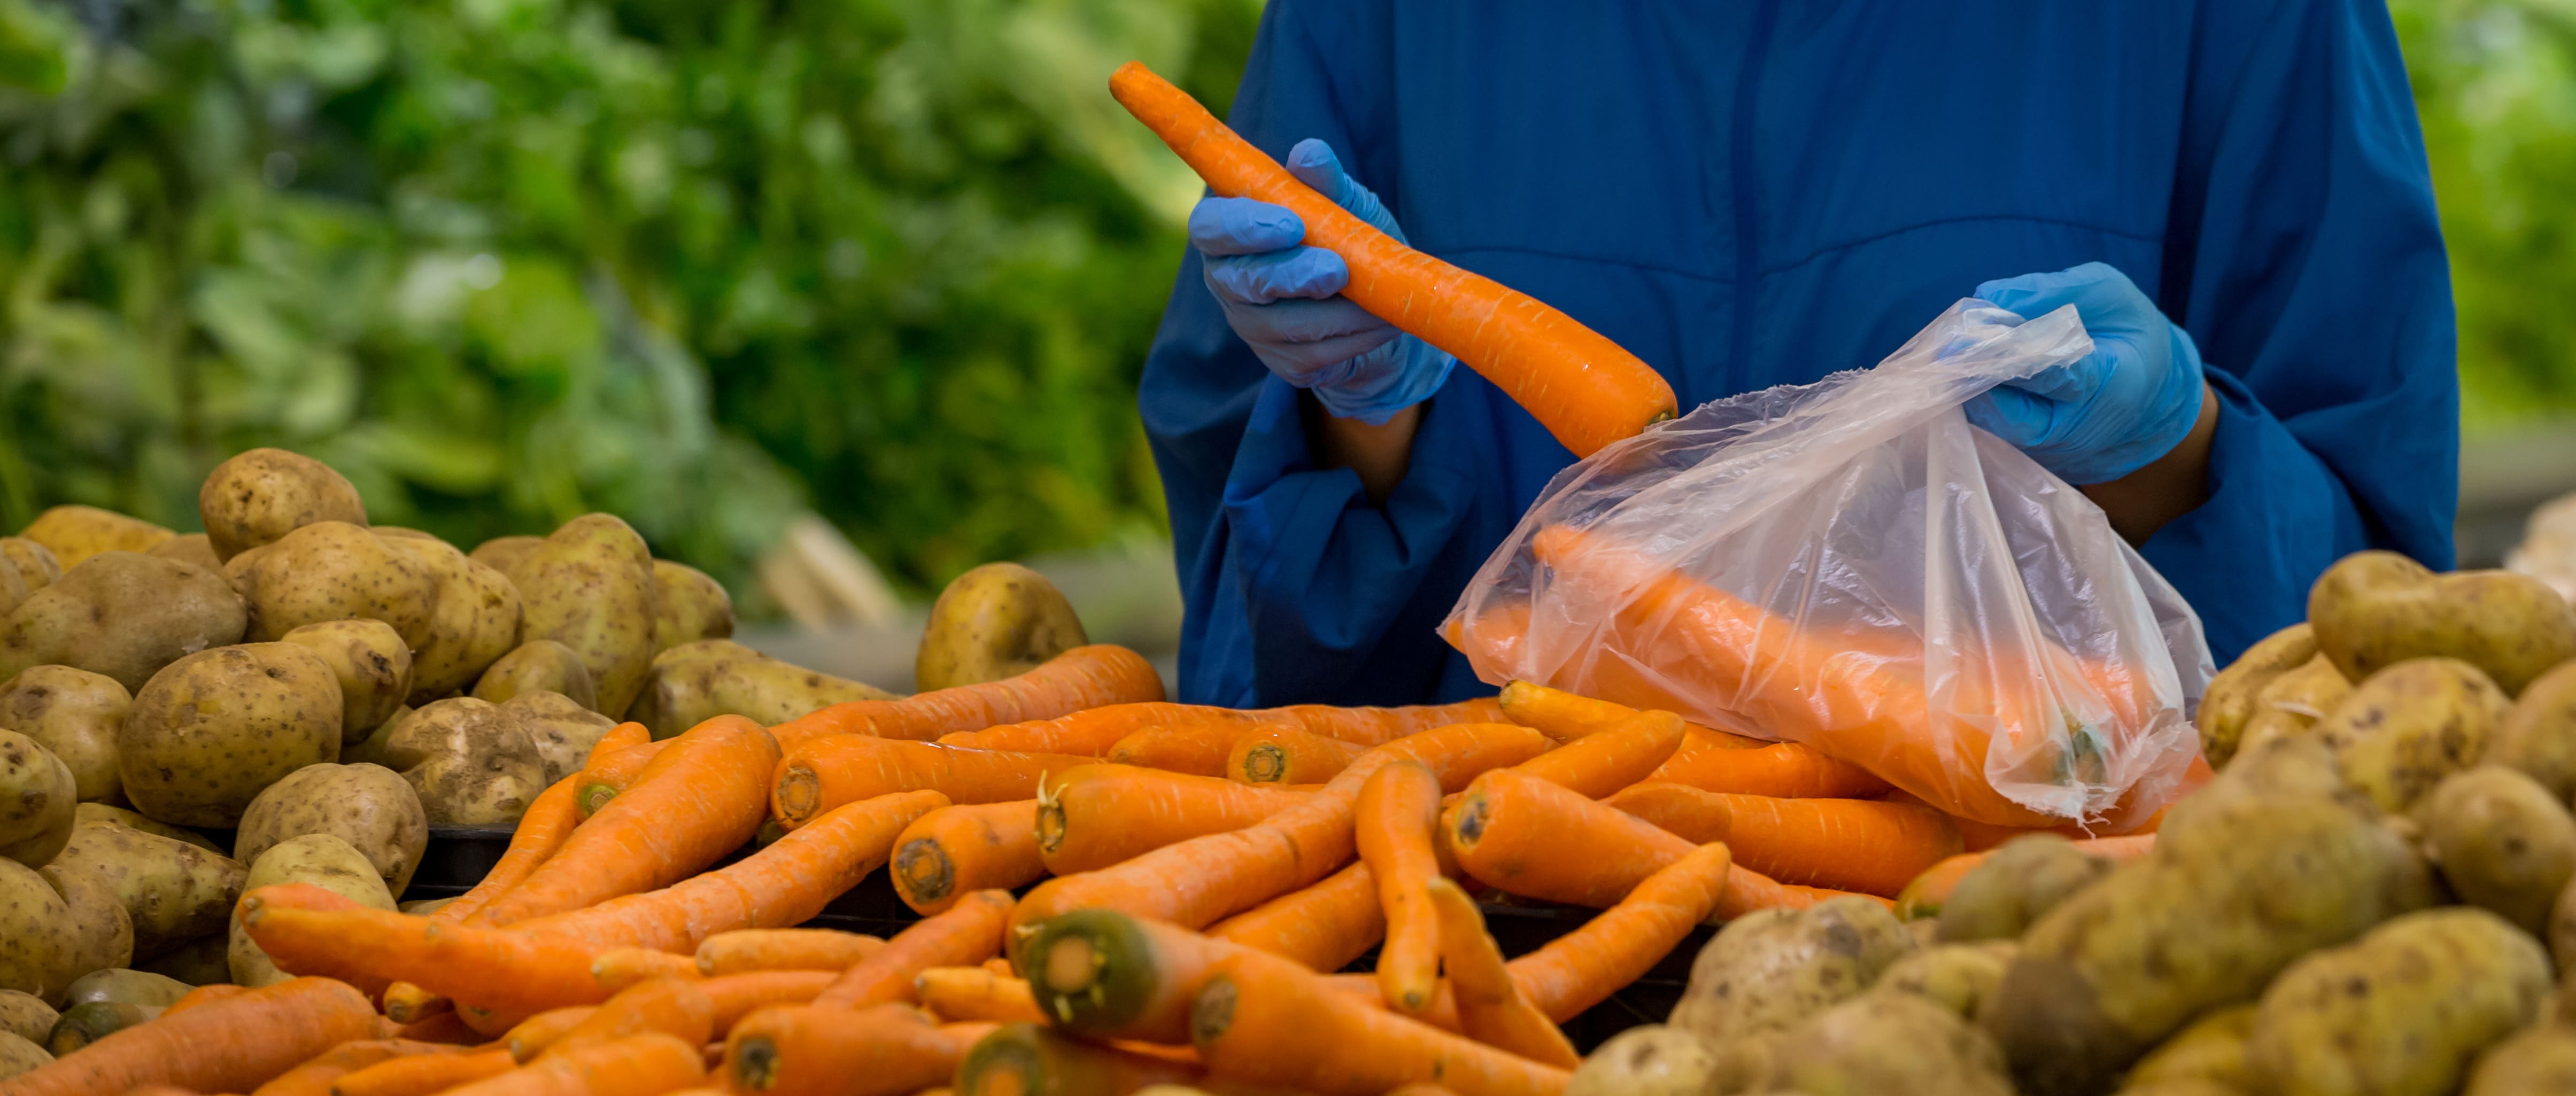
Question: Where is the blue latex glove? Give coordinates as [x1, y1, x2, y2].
[1188, 139, 1457, 425]
[1968, 262, 2209, 485]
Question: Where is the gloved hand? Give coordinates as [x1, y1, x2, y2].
[1967, 262, 2209, 485]
[1188, 138, 1456, 424]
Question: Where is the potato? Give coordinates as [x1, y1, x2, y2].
[1707, 1032, 1785, 1096]
[507, 515, 658, 717]
[628, 639, 897, 739]
[2465, 1025, 2576, 1095]
[506, 691, 617, 784]
[1762, 991, 2013, 1096]
[130, 935, 226, 987]
[339, 705, 407, 768]
[233, 763, 428, 896]
[2419, 766, 2576, 937]
[0, 540, 58, 592]
[0, 556, 26, 620]
[280, 619, 412, 741]
[0, 990, 55, 1045]
[229, 833, 394, 987]
[144, 534, 222, 573]
[388, 534, 521, 701]
[2310, 550, 2576, 696]
[17, 506, 174, 571]
[471, 640, 597, 710]
[72, 804, 220, 854]
[0, 553, 247, 693]
[226, 522, 437, 648]
[0, 666, 130, 802]
[2487, 660, 2576, 804]
[652, 560, 734, 655]
[1669, 896, 1916, 1044]
[2233, 655, 2353, 756]
[469, 535, 544, 578]
[47, 1000, 157, 1054]
[1873, 940, 2015, 1020]
[2194, 623, 2318, 769]
[0, 1030, 49, 1081]
[375, 697, 547, 824]
[2122, 1005, 2254, 1091]
[914, 562, 1085, 693]
[37, 866, 132, 985]
[197, 448, 369, 563]
[2315, 657, 2510, 815]
[1937, 835, 2113, 943]
[1566, 1025, 1721, 1096]
[120, 642, 341, 827]
[0, 732, 74, 868]
[2247, 907, 2548, 1096]
[61, 969, 189, 1009]
[0, 858, 78, 999]
[44, 821, 245, 960]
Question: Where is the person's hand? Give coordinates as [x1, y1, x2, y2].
[1188, 138, 1456, 425]
[1968, 262, 2210, 485]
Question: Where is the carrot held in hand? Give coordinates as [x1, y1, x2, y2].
[816, 890, 1018, 1008]
[1206, 861, 1384, 973]
[1424, 879, 1578, 1069]
[1187, 951, 1573, 1096]
[769, 646, 1164, 748]
[892, 800, 1048, 916]
[695, 929, 884, 977]
[722, 1004, 964, 1096]
[1356, 761, 1444, 1014]
[1506, 708, 1686, 798]
[444, 1033, 705, 1096]
[1035, 764, 1312, 874]
[1108, 62, 1675, 458]
[939, 703, 1289, 756]
[914, 968, 1046, 1025]
[2, 977, 381, 1096]
[1602, 783, 1961, 897]
[1227, 725, 1365, 785]
[771, 737, 1089, 829]
[1504, 842, 1734, 1022]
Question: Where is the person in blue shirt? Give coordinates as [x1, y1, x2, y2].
[1140, 1, 2457, 709]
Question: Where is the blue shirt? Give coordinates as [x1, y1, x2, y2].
[1140, 0, 2458, 707]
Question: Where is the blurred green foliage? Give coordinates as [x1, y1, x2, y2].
[0, 0, 1255, 598]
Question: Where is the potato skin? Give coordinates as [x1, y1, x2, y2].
[0, 669, 130, 805]
[228, 833, 394, 987]
[1873, 940, 2015, 1020]
[16, 506, 174, 571]
[0, 556, 27, 620]
[2488, 660, 2576, 804]
[471, 640, 597, 710]
[0, 541, 59, 592]
[2419, 766, 2576, 936]
[2247, 907, 2549, 1096]
[914, 562, 1085, 693]
[1936, 836, 2113, 944]
[2309, 550, 2576, 696]
[375, 697, 547, 825]
[143, 534, 222, 573]
[651, 560, 734, 654]
[0, 990, 55, 1044]
[0, 859, 78, 1001]
[1670, 896, 1916, 1044]
[469, 535, 544, 578]
[120, 643, 342, 827]
[0, 553, 247, 693]
[0, 732, 75, 868]
[280, 619, 413, 742]
[0, 1031, 48, 1082]
[197, 448, 369, 563]
[2465, 1025, 2576, 1095]
[233, 763, 428, 896]
[44, 821, 246, 961]
[504, 691, 616, 784]
[1565, 1025, 1721, 1096]
[226, 522, 438, 647]
[2232, 655, 2353, 758]
[628, 639, 896, 739]
[2123, 1005, 2255, 1091]
[1764, 991, 2013, 1096]
[2316, 657, 2509, 815]
[387, 535, 522, 701]
[2195, 623, 2317, 769]
[508, 515, 657, 717]
[72, 804, 220, 853]
[36, 868, 133, 989]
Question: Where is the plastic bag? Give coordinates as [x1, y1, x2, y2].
[1443, 300, 2214, 828]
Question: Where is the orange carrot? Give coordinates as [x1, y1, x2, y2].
[1018, 910, 1245, 1044]
[1226, 725, 1366, 786]
[1602, 784, 1961, 897]
[1271, 697, 1511, 747]
[391, 1012, 481, 1046]
[1506, 709, 1685, 799]
[331, 1048, 512, 1096]
[506, 1008, 604, 1062]
[891, 801, 1048, 916]
[694, 972, 839, 1035]
[938, 704, 1289, 756]
[574, 741, 674, 820]
[1104, 725, 1239, 777]
[721, 1004, 964, 1096]
[815, 891, 1017, 1009]
[1496, 682, 1761, 749]
[1423, 880, 1577, 1069]
[1322, 974, 1464, 1034]
[592, 949, 705, 991]
[593, 720, 652, 757]
[913, 968, 1046, 1025]
[1206, 862, 1383, 973]
[1108, 62, 1675, 459]
[511, 790, 949, 953]
[541, 980, 715, 1059]
[767, 646, 1164, 749]
[478, 717, 782, 926]
[251, 1040, 440, 1096]
[953, 1024, 1205, 1096]
[1035, 764, 1313, 875]
[770, 738, 1089, 829]
[442, 1033, 704, 1096]
[1, 977, 381, 1096]
[694, 930, 885, 977]
[1645, 741, 1891, 799]
[163, 984, 250, 1017]
[1892, 834, 2156, 921]
[377, 771, 590, 1029]
[1187, 951, 1572, 1096]
[241, 885, 610, 1016]
[1356, 761, 1443, 1014]
[1502, 843, 1735, 1022]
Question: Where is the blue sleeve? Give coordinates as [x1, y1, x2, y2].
[2139, 0, 2458, 661]
[1138, 0, 1499, 706]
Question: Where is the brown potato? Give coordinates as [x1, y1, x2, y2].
[339, 705, 407, 768]
[2486, 660, 2576, 804]
[37, 868, 133, 987]
[1937, 835, 2113, 944]
[651, 560, 734, 654]
[228, 834, 392, 987]
[0, 541, 57, 592]
[0, 732, 74, 869]
[471, 640, 597, 709]
[505, 691, 616, 784]
[629, 639, 896, 739]
[1670, 896, 1916, 1044]
[469, 535, 544, 578]
[143, 534, 222, 573]
[2233, 655, 2354, 757]
[0, 553, 247, 693]
[2247, 907, 2549, 1096]
[280, 619, 413, 741]
[72, 804, 220, 854]
[0, 556, 25, 620]
[233, 763, 427, 896]
[1873, 940, 2016, 1020]
[197, 448, 369, 563]
[0, 1031, 46, 1082]
[374, 698, 547, 824]
[43, 822, 245, 961]
[16, 506, 174, 571]
[2419, 766, 2576, 937]
[0, 667, 129, 804]
[2310, 550, 2576, 696]
[915, 562, 1085, 693]
[226, 522, 437, 647]
[2466, 1025, 2576, 1095]
[0, 859, 77, 1001]
[119, 643, 342, 827]
[1565, 1026, 1721, 1096]
[0, 990, 55, 1044]
[1764, 991, 2014, 1096]
[2316, 657, 2510, 815]
[386, 535, 521, 701]
[2123, 1005, 2255, 1091]
[508, 515, 657, 717]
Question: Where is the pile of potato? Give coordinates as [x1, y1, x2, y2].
[1565, 549, 2576, 1096]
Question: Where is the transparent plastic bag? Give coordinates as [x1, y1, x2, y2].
[1443, 300, 2214, 827]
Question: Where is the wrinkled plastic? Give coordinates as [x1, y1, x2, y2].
[1443, 301, 2214, 827]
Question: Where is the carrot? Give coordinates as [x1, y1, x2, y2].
[1226, 725, 1365, 786]
[575, 741, 674, 820]
[478, 717, 783, 926]
[771, 737, 1090, 830]
[441, 1033, 704, 1096]
[592, 949, 705, 991]
[913, 968, 1045, 1025]
[1506, 709, 1684, 799]
[1386, 1086, 1461, 1096]
[390, 1012, 481, 1046]
[1014, 723, 1551, 935]
[695, 930, 885, 977]
[815, 890, 1017, 1009]
[1035, 765, 1313, 875]
[938, 704, 1289, 757]
[1322, 975, 1463, 1034]
[1892, 834, 2156, 921]
[251, 1040, 442, 1096]
[1495, 682, 1758, 748]
[511, 790, 949, 953]
[1502, 843, 1734, 1022]
[540, 981, 715, 1059]
[1273, 698, 1510, 747]
[163, 984, 249, 1017]
[241, 885, 609, 1016]
[1355, 761, 1443, 1014]
[1186, 951, 1572, 1096]
[695, 973, 838, 1035]
[2, 977, 381, 1096]
[1108, 62, 1675, 459]
[1205, 862, 1383, 973]
[891, 801, 1047, 916]
[381, 774, 591, 1023]
[768, 646, 1164, 749]
[953, 1024, 1203, 1096]
[506, 1008, 604, 1062]
[1645, 741, 1891, 799]
[721, 1004, 963, 1096]
[1422, 880, 1576, 1069]
[331, 1048, 513, 1096]
[1602, 784, 1961, 897]
[1104, 725, 1238, 777]
[1017, 910, 1241, 1044]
